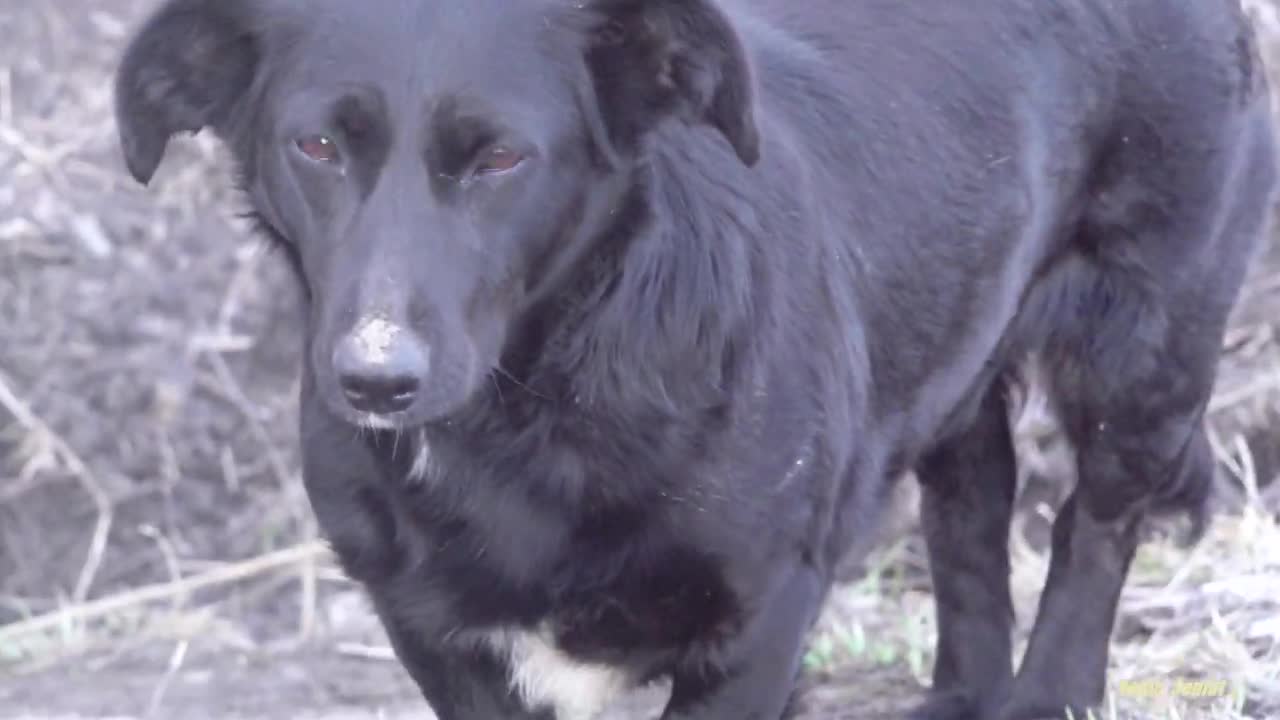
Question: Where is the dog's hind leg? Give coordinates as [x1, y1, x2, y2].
[908, 386, 1018, 720]
[998, 95, 1277, 720]
[1000, 320, 1221, 720]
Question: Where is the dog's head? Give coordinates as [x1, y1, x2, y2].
[114, 0, 759, 428]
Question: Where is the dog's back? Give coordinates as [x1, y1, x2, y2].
[720, 0, 1274, 457]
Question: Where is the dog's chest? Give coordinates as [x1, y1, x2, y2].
[398, 435, 743, 714]
[440, 532, 735, 717]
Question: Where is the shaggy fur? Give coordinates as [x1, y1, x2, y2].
[115, 0, 1277, 718]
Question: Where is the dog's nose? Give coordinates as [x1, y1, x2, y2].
[333, 318, 429, 415]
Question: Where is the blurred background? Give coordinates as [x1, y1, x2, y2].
[0, 1, 1278, 718]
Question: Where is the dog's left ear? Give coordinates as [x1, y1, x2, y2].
[583, 0, 760, 167]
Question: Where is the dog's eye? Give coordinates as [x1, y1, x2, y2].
[296, 135, 341, 163]
[475, 146, 523, 176]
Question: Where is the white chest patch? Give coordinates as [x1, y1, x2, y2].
[481, 625, 632, 720]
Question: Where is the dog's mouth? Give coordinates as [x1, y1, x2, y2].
[324, 375, 481, 434]
[334, 402, 441, 434]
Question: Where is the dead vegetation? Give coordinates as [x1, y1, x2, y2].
[1, 1, 1278, 718]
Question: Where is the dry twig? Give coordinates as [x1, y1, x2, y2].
[0, 370, 113, 604]
[0, 541, 329, 648]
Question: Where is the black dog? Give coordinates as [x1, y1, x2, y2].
[114, 0, 1277, 718]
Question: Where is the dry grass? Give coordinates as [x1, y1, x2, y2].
[0, 1, 1279, 719]
[802, 471, 1280, 719]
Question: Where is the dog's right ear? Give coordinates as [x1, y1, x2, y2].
[114, 0, 259, 185]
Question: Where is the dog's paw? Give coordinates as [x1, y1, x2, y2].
[905, 690, 981, 720]
[995, 698, 1094, 720]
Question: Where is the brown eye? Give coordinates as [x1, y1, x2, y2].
[475, 146, 523, 176]
[296, 135, 340, 163]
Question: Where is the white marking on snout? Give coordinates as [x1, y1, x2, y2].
[351, 316, 401, 366]
[481, 625, 631, 720]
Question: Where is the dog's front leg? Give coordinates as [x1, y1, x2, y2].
[377, 611, 553, 720]
[661, 562, 825, 720]
[299, 399, 546, 719]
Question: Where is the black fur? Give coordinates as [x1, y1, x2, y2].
[115, 1, 1278, 718]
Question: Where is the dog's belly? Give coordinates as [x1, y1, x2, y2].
[482, 624, 635, 720]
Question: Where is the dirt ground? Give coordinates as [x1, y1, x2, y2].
[1, 1, 1279, 719]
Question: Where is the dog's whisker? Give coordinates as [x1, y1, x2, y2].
[494, 365, 548, 401]
[489, 371, 507, 404]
